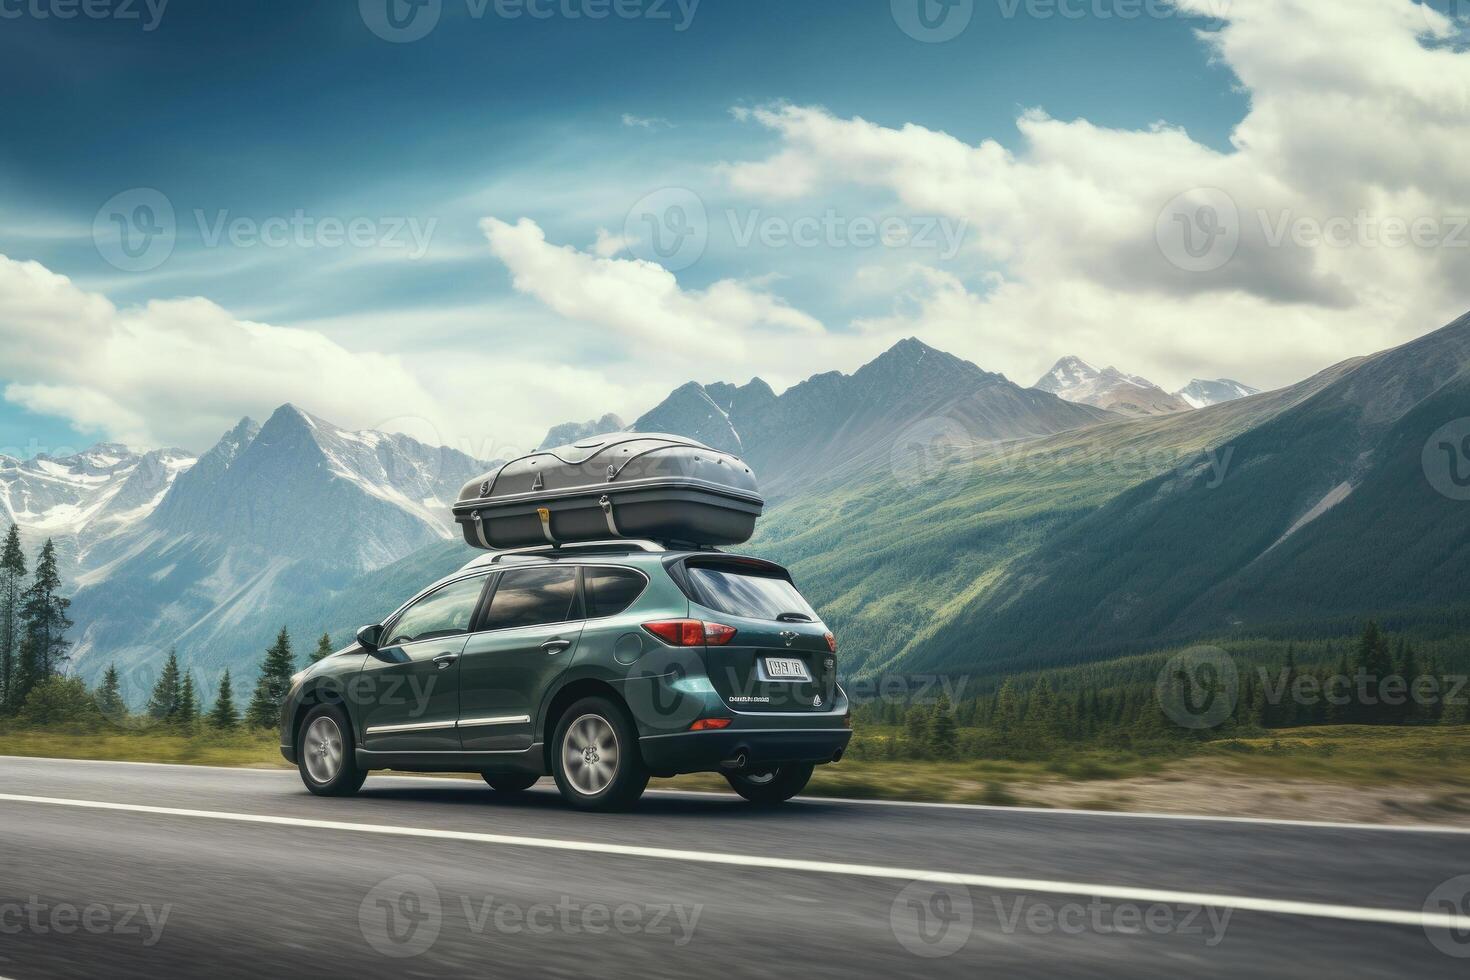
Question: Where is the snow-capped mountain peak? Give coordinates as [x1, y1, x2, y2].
[0, 443, 196, 547]
[1173, 378, 1261, 409]
[1034, 357, 1192, 417]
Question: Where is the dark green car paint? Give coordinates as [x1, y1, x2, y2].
[280, 548, 851, 789]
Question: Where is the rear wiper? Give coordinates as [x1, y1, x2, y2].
[776, 612, 814, 623]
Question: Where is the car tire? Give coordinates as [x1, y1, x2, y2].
[725, 763, 813, 805]
[297, 703, 367, 797]
[482, 771, 540, 793]
[551, 696, 649, 812]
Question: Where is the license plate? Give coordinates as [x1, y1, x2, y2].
[762, 657, 811, 681]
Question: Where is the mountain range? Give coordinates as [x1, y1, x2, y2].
[48, 407, 490, 702]
[7, 318, 1468, 703]
[1033, 356, 1258, 416]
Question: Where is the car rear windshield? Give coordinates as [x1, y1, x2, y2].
[686, 565, 819, 622]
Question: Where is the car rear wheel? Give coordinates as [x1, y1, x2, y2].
[297, 703, 367, 797]
[551, 696, 649, 811]
[725, 763, 813, 805]
[482, 771, 540, 793]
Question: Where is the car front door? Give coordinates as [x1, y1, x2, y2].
[357, 573, 490, 752]
[457, 565, 583, 752]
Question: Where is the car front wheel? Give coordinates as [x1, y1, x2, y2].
[551, 696, 649, 811]
[297, 703, 367, 797]
[725, 763, 813, 805]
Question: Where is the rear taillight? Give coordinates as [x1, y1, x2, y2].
[825, 632, 837, 653]
[689, 718, 732, 731]
[642, 620, 738, 647]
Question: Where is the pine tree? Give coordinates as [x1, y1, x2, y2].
[1324, 648, 1352, 725]
[1024, 677, 1059, 741]
[147, 650, 183, 722]
[95, 664, 127, 724]
[0, 524, 26, 713]
[178, 673, 200, 729]
[1273, 645, 1299, 728]
[904, 702, 931, 757]
[247, 627, 297, 728]
[209, 670, 239, 730]
[20, 539, 72, 682]
[993, 678, 1021, 742]
[1394, 639, 1419, 725]
[1353, 621, 1393, 724]
[928, 693, 957, 759]
[311, 632, 334, 663]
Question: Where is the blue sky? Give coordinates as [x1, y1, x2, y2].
[1, 0, 1464, 458]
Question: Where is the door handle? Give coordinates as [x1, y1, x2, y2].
[541, 639, 572, 655]
[433, 654, 459, 670]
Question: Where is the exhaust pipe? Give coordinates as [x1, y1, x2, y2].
[720, 751, 748, 771]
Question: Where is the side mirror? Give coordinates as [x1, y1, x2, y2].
[356, 624, 384, 651]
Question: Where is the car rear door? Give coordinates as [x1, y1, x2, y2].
[457, 565, 583, 751]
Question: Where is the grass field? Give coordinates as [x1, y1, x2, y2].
[4, 722, 1467, 824]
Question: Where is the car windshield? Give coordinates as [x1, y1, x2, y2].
[686, 566, 819, 622]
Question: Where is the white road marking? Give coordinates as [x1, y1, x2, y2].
[0, 792, 1465, 932]
[4, 754, 1469, 835]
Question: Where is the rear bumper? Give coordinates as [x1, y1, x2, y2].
[638, 726, 851, 776]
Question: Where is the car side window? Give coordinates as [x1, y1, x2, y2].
[480, 566, 579, 631]
[384, 575, 488, 647]
[584, 567, 647, 618]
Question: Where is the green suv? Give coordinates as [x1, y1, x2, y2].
[280, 541, 850, 810]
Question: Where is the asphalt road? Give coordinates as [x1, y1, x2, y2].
[1, 756, 1469, 979]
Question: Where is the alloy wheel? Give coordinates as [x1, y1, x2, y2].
[562, 713, 620, 796]
[303, 716, 344, 784]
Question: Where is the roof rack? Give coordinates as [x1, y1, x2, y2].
[462, 539, 672, 569]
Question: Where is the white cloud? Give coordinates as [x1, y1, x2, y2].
[0, 254, 454, 451]
[481, 216, 824, 365]
[622, 113, 674, 130]
[0, 254, 653, 457]
[592, 227, 635, 258]
[718, 0, 1470, 390]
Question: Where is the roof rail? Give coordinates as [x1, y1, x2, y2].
[462, 539, 669, 569]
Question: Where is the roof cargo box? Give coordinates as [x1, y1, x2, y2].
[452, 433, 763, 551]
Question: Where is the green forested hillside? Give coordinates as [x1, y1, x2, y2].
[902, 313, 1470, 676]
